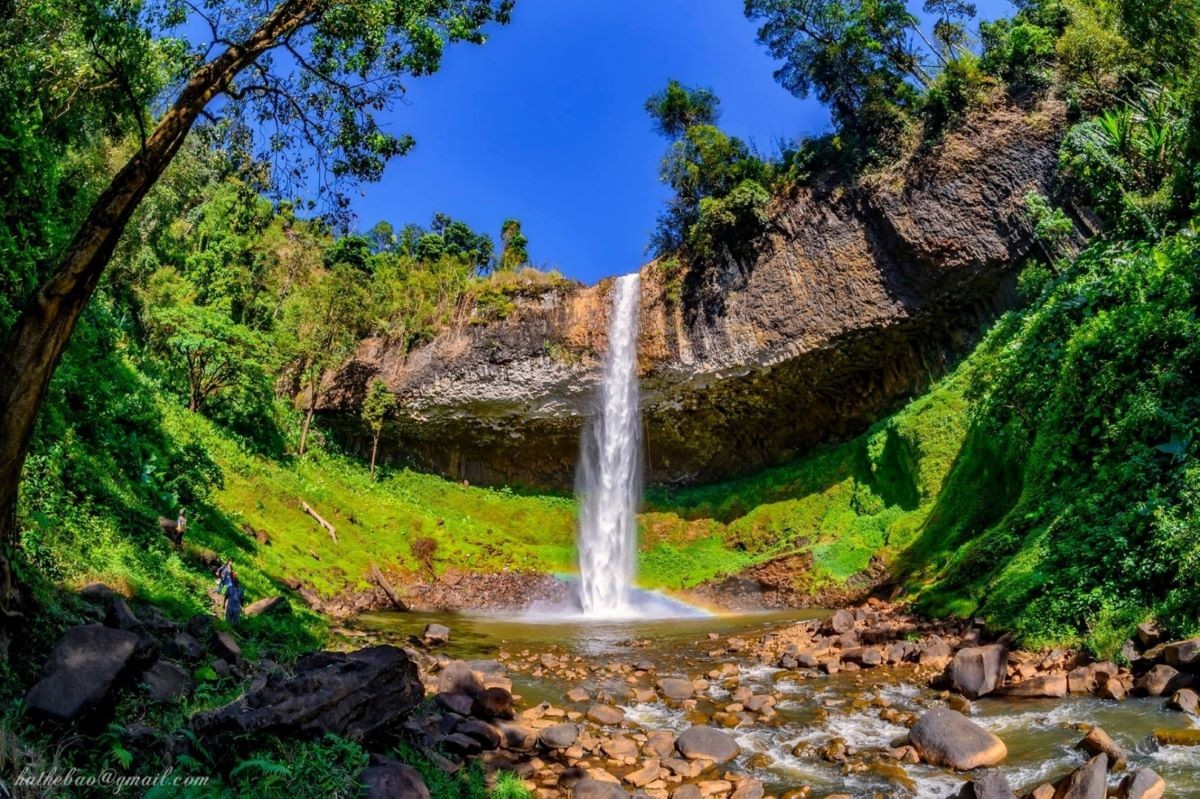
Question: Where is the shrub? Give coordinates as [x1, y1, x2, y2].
[410, 536, 438, 576]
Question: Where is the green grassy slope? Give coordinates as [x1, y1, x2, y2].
[638, 357, 974, 592]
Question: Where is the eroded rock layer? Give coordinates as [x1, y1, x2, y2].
[322, 96, 1067, 488]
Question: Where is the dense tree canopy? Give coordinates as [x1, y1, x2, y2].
[644, 80, 722, 139]
[744, 0, 928, 145]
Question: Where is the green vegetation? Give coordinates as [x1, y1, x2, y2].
[641, 355, 974, 591]
[2, 0, 1200, 792]
[645, 81, 774, 263]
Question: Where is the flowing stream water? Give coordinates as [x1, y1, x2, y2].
[576, 273, 642, 617]
[359, 609, 1200, 797]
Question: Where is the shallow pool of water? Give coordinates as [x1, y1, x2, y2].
[356, 610, 1200, 797]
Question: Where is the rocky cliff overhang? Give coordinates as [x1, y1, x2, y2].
[321, 95, 1068, 489]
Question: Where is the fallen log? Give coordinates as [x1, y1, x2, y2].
[370, 563, 408, 611]
[301, 501, 337, 544]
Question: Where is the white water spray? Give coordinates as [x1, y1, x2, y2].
[577, 274, 642, 616]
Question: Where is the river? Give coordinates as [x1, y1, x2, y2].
[356, 609, 1200, 796]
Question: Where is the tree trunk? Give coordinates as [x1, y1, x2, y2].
[0, 0, 318, 618]
[298, 377, 318, 456]
[370, 432, 381, 480]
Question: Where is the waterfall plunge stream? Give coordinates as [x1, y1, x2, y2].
[577, 274, 642, 617]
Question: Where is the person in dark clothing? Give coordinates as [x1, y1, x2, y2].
[225, 577, 243, 626]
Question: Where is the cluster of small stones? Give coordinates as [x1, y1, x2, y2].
[404, 601, 1200, 799]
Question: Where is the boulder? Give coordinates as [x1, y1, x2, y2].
[601, 736, 639, 760]
[361, 754, 430, 799]
[470, 686, 513, 719]
[1117, 768, 1166, 799]
[1167, 687, 1199, 714]
[822, 609, 855, 635]
[80, 583, 118, 604]
[212, 631, 242, 663]
[422, 623, 451, 644]
[1053, 753, 1108, 799]
[920, 638, 954, 666]
[1133, 665, 1191, 697]
[572, 780, 629, 799]
[947, 645, 1008, 699]
[454, 718, 501, 750]
[439, 732, 482, 756]
[437, 660, 483, 697]
[955, 772, 1016, 799]
[105, 596, 144, 632]
[658, 678, 694, 701]
[645, 730, 676, 759]
[141, 660, 193, 703]
[730, 777, 765, 799]
[435, 691, 474, 716]
[186, 614, 215, 639]
[169, 631, 205, 661]
[244, 596, 290, 617]
[25, 625, 140, 721]
[1136, 621, 1161, 648]
[192, 645, 422, 742]
[1163, 637, 1200, 667]
[587, 704, 625, 726]
[675, 726, 740, 763]
[623, 761, 660, 788]
[670, 786, 702, 799]
[1076, 727, 1126, 770]
[1000, 675, 1067, 698]
[908, 708, 1007, 770]
[538, 722, 579, 750]
[494, 719, 537, 750]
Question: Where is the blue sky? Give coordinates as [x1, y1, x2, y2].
[349, 1, 1013, 285]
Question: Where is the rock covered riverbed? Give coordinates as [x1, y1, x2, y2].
[359, 600, 1200, 798]
[18, 587, 1200, 798]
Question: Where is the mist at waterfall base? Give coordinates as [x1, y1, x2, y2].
[527, 274, 707, 621]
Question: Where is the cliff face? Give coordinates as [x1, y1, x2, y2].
[322, 95, 1068, 488]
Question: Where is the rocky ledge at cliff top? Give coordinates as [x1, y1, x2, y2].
[321, 94, 1070, 488]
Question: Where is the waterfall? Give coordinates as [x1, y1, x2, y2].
[576, 273, 642, 617]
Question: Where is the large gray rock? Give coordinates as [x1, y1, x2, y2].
[455, 718, 501, 750]
[360, 754, 430, 799]
[821, 609, 855, 635]
[1076, 727, 1126, 770]
[25, 625, 141, 721]
[1167, 687, 1199, 715]
[437, 660, 483, 696]
[192, 645, 422, 741]
[1134, 664, 1191, 697]
[538, 722, 579, 749]
[470, 686, 513, 719]
[587, 704, 625, 725]
[572, 780, 629, 799]
[947, 645, 1008, 699]
[908, 708, 1007, 770]
[1054, 753, 1108, 799]
[1163, 637, 1200, 667]
[1117, 768, 1166, 799]
[954, 771, 1016, 799]
[422, 623, 451, 644]
[658, 678, 694, 700]
[675, 725, 740, 763]
[141, 660, 193, 703]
